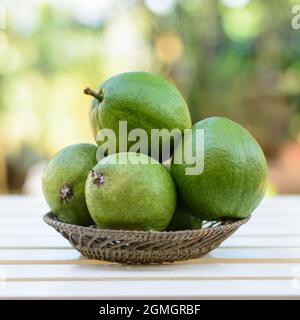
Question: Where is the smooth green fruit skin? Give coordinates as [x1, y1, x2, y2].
[166, 202, 202, 231]
[42, 144, 97, 225]
[89, 72, 192, 161]
[164, 164, 202, 231]
[85, 152, 177, 231]
[171, 117, 268, 221]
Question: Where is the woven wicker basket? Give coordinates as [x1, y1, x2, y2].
[44, 212, 249, 264]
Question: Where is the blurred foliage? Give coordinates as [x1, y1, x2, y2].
[0, 0, 300, 193]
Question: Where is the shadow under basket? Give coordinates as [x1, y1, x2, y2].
[43, 212, 250, 264]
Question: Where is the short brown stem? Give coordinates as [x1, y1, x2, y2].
[84, 87, 104, 102]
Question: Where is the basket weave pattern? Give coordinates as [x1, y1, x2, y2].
[44, 213, 249, 264]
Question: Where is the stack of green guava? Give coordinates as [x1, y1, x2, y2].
[42, 72, 268, 231]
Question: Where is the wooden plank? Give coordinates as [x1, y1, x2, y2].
[0, 247, 299, 263]
[234, 224, 300, 236]
[0, 249, 80, 261]
[0, 195, 299, 299]
[0, 197, 298, 231]
[0, 280, 300, 299]
[222, 236, 300, 248]
[210, 248, 300, 259]
[0, 225, 62, 236]
[1, 263, 300, 281]
[0, 236, 70, 248]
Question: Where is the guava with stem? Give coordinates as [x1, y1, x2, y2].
[84, 72, 192, 162]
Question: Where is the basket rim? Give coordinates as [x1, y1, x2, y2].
[43, 211, 250, 237]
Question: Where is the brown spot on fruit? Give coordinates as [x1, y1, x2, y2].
[60, 184, 73, 202]
[91, 169, 105, 186]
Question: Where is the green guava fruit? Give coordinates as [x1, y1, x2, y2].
[42, 143, 98, 225]
[171, 117, 268, 221]
[166, 202, 202, 231]
[84, 72, 191, 161]
[85, 152, 177, 231]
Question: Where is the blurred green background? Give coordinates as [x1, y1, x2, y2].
[0, 0, 300, 195]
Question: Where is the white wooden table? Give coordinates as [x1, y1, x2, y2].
[0, 195, 300, 299]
